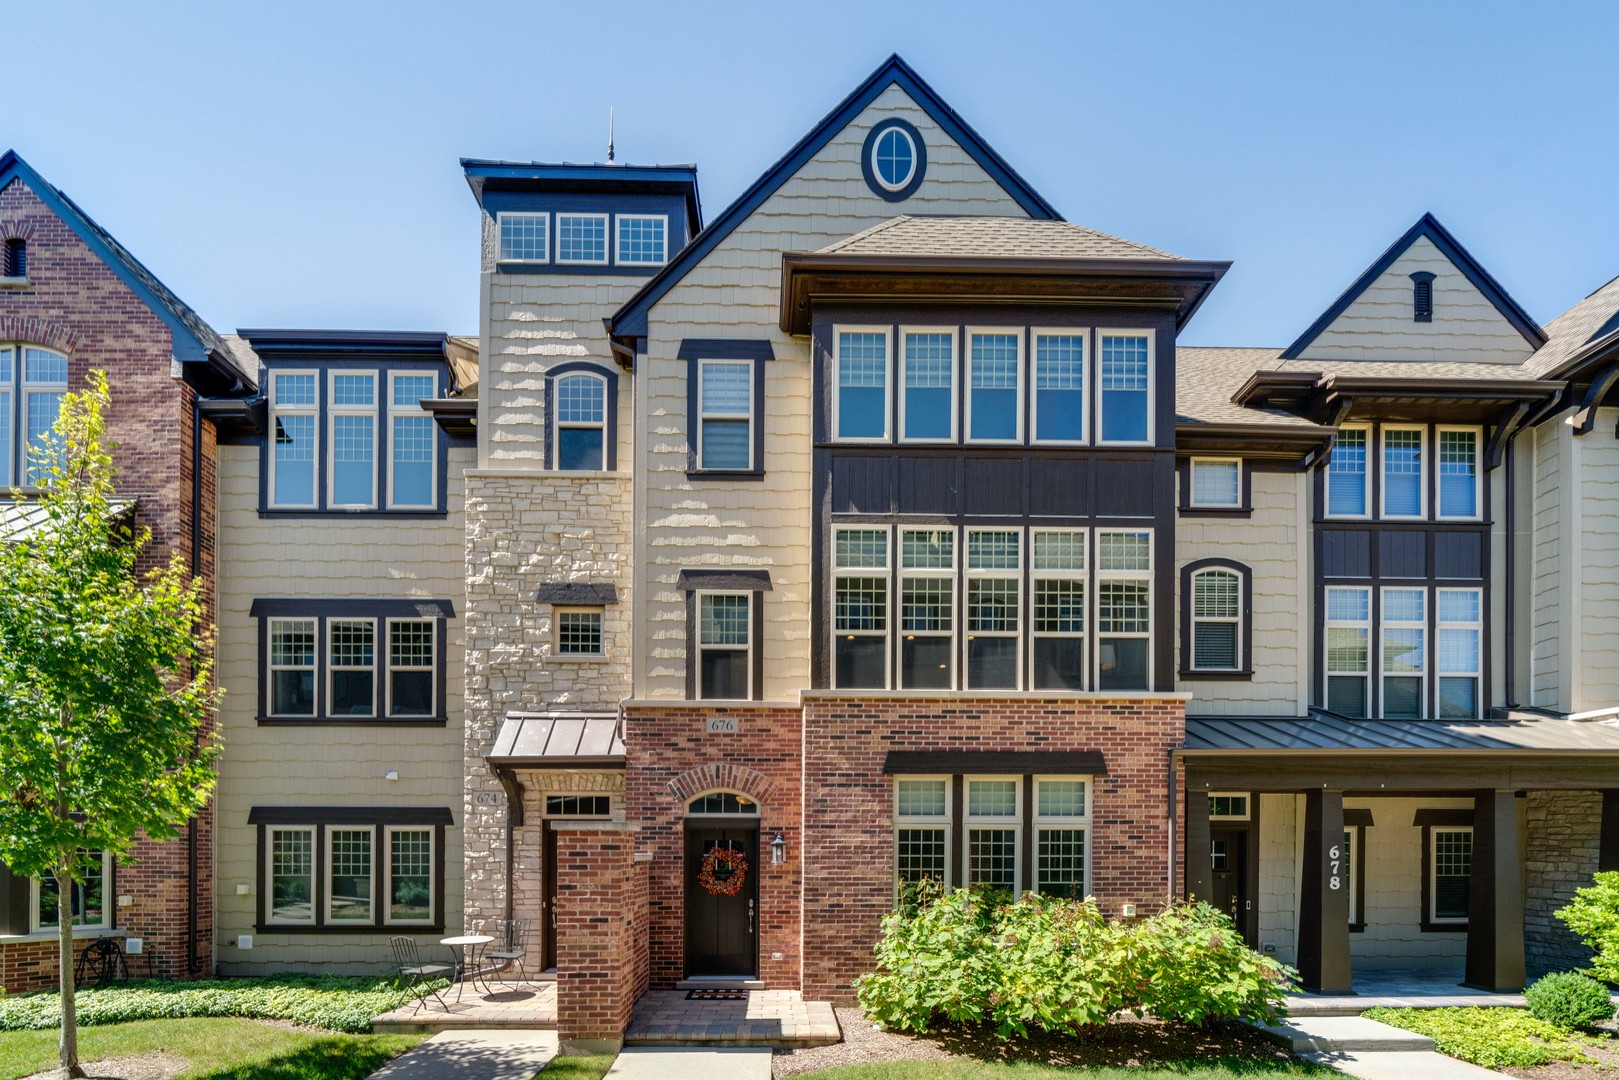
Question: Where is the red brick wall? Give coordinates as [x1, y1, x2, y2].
[623, 704, 803, 989]
[554, 824, 648, 1044]
[799, 694, 1187, 1001]
[0, 174, 215, 988]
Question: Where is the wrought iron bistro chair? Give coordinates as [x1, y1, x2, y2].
[74, 938, 126, 988]
[484, 917, 535, 990]
[390, 935, 452, 1012]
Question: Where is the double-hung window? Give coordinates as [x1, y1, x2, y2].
[835, 329, 889, 440]
[16, 346, 68, 486]
[1437, 428, 1480, 520]
[268, 826, 316, 924]
[900, 329, 955, 441]
[834, 527, 890, 689]
[1033, 331, 1085, 443]
[555, 372, 607, 471]
[270, 372, 319, 508]
[498, 212, 549, 263]
[328, 619, 376, 717]
[1099, 333, 1151, 444]
[1382, 427, 1425, 518]
[327, 828, 374, 923]
[965, 778, 1020, 891]
[698, 593, 752, 699]
[1381, 588, 1426, 719]
[1437, 589, 1482, 719]
[965, 529, 1021, 689]
[1096, 531, 1151, 690]
[615, 214, 667, 265]
[329, 372, 377, 509]
[894, 778, 950, 889]
[899, 528, 953, 689]
[269, 618, 318, 717]
[1034, 778, 1088, 899]
[32, 850, 111, 932]
[556, 213, 608, 265]
[697, 360, 753, 470]
[1190, 569, 1242, 671]
[0, 346, 11, 487]
[1189, 458, 1241, 509]
[388, 373, 437, 508]
[387, 619, 435, 717]
[386, 826, 435, 924]
[1325, 587, 1371, 717]
[1429, 827, 1472, 924]
[1031, 530, 1086, 690]
[967, 330, 1021, 442]
[1327, 427, 1370, 517]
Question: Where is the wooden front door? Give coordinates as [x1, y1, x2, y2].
[1210, 827, 1251, 944]
[541, 824, 558, 970]
[684, 825, 758, 977]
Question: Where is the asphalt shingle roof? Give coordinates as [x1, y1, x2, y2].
[1174, 348, 1322, 429]
[1526, 274, 1619, 379]
[817, 215, 1184, 261]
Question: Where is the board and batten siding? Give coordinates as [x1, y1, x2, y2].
[634, 82, 1033, 699]
[213, 443, 469, 974]
[1175, 469, 1309, 715]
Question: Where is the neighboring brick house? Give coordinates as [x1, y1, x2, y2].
[0, 150, 251, 991]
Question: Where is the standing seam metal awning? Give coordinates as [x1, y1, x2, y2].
[1184, 714, 1619, 754]
[487, 712, 625, 767]
[1, 498, 135, 543]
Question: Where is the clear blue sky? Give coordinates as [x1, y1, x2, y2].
[8, 0, 1618, 346]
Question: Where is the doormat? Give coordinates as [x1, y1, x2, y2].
[686, 989, 747, 1000]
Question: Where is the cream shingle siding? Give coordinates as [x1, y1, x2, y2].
[1574, 410, 1619, 712]
[1176, 470, 1308, 716]
[1529, 416, 1570, 709]
[634, 83, 1032, 698]
[1297, 236, 1534, 365]
[214, 443, 468, 974]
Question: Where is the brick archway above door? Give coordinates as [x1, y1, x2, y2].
[666, 763, 781, 809]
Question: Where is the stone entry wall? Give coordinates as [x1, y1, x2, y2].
[1525, 790, 1601, 976]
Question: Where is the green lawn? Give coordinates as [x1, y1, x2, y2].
[790, 1063, 1336, 1079]
[537, 1055, 617, 1079]
[0, 1017, 424, 1080]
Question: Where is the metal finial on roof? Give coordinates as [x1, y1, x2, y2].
[607, 107, 615, 163]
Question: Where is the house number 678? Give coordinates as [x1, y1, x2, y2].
[1327, 844, 1342, 890]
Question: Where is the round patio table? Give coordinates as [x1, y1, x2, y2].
[439, 934, 494, 1001]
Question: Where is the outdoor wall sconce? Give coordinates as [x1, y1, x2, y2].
[770, 832, 787, 865]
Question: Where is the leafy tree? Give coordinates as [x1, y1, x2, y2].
[0, 371, 219, 1077]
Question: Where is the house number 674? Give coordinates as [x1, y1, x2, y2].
[1327, 844, 1342, 890]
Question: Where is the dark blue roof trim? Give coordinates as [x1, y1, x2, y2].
[0, 150, 249, 388]
[607, 53, 1062, 339]
[1281, 212, 1546, 360]
[239, 329, 449, 356]
[676, 338, 776, 361]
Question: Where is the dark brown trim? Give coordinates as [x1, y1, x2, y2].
[1601, 791, 1619, 873]
[1176, 456, 1253, 516]
[950, 775, 965, 890]
[1344, 808, 1375, 827]
[1413, 808, 1474, 827]
[677, 569, 773, 592]
[1187, 755, 1619, 792]
[247, 806, 454, 826]
[1179, 557, 1254, 681]
[250, 598, 456, 618]
[257, 717, 448, 728]
[1297, 789, 1352, 992]
[676, 339, 776, 361]
[421, 397, 476, 438]
[1020, 775, 1035, 894]
[252, 816, 449, 936]
[883, 751, 1107, 775]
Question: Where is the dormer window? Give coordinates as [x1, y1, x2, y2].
[1411, 271, 1435, 322]
[2, 238, 24, 279]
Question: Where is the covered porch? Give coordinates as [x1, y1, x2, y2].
[1183, 713, 1619, 994]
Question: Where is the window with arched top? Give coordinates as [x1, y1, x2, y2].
[687, 792, 758, 815]
[1181, 560, 1249, 677]
[550, 368, 612, 471]
[0, 343, 68, 487]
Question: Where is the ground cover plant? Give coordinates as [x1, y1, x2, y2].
[1558, 871, 1619, 983]
[1363, 1006, 1604, 1070]
[537, 1055, 616, 1079]
[1525, 971, 1615, 1030]
[786, 1064, 1334, 1080]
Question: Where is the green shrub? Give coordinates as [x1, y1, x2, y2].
[1525, 971, 1614, 1030]
[1365, 1006, 1596, 1069]
[854, 884, 1291, 1038]
[0, 974, 446, 1034]
[1557, 871, 1619, 983]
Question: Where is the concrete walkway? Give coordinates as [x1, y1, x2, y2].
[1259, 1015, 1505, 1078]
[606, 1047, 772, 1079]
[366, 1029, 558, 1080]
[1307, 1049, 1506, 1078]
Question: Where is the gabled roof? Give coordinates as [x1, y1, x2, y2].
[0, 150, 251, 390]
[606, 53, 1061, 340]
[1280, 212, 1546, 360]
[1525, 273, 1619, 379]
[817, 215, 1180, 261]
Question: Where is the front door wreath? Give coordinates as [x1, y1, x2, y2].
[698, 845, 749, 896]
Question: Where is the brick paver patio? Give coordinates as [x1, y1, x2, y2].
[372, 981, 557, 1033]
[625, 990, 841, 1047]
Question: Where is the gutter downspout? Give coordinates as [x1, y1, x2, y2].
[488, 765, 526, 923]
[188, 394, 203, 974]
[1167, 747, 1181, 903]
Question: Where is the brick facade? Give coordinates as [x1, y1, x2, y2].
[553, 823, 649, 1050]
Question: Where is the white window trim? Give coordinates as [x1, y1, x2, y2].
[1189, 567, 1244, 672]
[697, 358, 754, 471]
[832, 525, 892, 690]
[1437, 587, 1482, 720]
[1379, 587, 1428, 720]
[0, 343, 13, 489]
[697, 591, 754, 701]
[267, 617, 318, 718]
[1380, 425, 1428, 520]
[1030, 327, 1089, 446]
[1207, 792, 1251, 821]
[553, 371, 608, 472]
[964, 775, 1022, 891]
[897, 325, 958, 444]
[1188, 457, 1242, 509]
[1032, 776, 1090, 898]
[965, 527, 1023, 690]
[265, 825, 317, 926]
[870, 126, 918, 191]
[30, 851, 113, 933]
[1029, 527, 1087, 691]
[894, 775, 952, 895]
[326, 370, 379, 510]
[614, 213, 667, 266]
[385, 617, 436, 719]
[898, 526, 954, 691]
[1094, 529, 1153, 690]
[1097, 329, 1155, 447]
[1324, 586, 1372, 717]
[1435, 425, 1483, 522]
[1325, 425, 1373, 520]
[965, 327, 1025, 445]
[324, 826, 376, 925]
[268, 369, 320, 510]
[555, 606, 606, 657]
[384, 825, 437, 926]
[386, 370, 439, 509]
[327, 617, 377, 720]
[555, 212, 610, 266]
[496, 211, 550, 264]
[1429, 825, 1473, 925]
[19, 345, 69, 488]
[832, 324, 892, 443]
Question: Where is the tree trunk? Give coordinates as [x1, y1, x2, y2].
[56, 864, 83, 1079]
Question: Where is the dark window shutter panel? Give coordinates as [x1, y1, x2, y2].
[0, 862, 31, 935]
[1411, 273, 1435, 322]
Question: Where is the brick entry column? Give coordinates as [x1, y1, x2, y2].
[553, 822, 648, 1054]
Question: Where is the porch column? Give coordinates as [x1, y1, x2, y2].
[1297, 789, 1352, 994]
[1599, 791, 1619, 872]
[1465, 789, 1526, 992]
[1185, 788, 1213, 904]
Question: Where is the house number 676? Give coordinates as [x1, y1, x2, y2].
[1327, 844, 1342, 891]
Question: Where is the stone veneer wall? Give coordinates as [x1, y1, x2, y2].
[1525, 790, 1601, 976]
[800, 694, 1187, 1002]
[462, 472, 633, 934]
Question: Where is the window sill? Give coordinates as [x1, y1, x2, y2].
[0, 276, 30, 289]
[1179, 506, 1252, 519]
[546, 653, 607, 664]
[256, 716, 449, 727]
[687, 469, 765, 482]
[1178, 669, 1254, 681]
[1420, 921, 1469, 933]
[253, 923, 444, 937]
[0, 927, 122, 945]
[257, 509, 448, 521]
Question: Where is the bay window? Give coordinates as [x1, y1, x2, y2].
[1380, 588, 1426, 719]
[698, 593, 753, 699]
[899, 528, 953, 689]
[967, 331, 1021, 442]
[1031, 530, 1085, 690]
[894, 778, 950, 888]
[965, 778, 1020, 891]
[900, 329, 955, 441]
[1032, 331, 1085, 443]
[1325, 587, 1371, 717]
[1034, 778, 1089, 898]
[1099, 333, 1151, 444]
[1381, 427, 1425, 518]
[965, 529, 1021, 689]
[1097, 531, 1151, 690]
[835, 329, 889, 440]
[833, 527, 890, 689]
[1437, 589, 1482, 719]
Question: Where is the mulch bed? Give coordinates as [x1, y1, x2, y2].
[773, 1006, 1304, 1077]
[23, 1053, 185, 1080]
